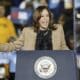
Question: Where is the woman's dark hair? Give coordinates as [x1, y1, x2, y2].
[33, 6, 56, 32]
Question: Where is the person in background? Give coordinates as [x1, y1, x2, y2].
[0, 53, 10, 80]
[58, 14, 65, 26]
[8, 51, 17, 80]
[65, 32, 74, 50]
[19, 0, 31, 9]
[0, 4, 17, 80]
[0, 4, 17, 44]
[58, 9, 73, 49]
[0, 6, 69, 51]
[39, 0, 48, 6]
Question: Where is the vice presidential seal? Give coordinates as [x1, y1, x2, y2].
[34, 56, 57, 79]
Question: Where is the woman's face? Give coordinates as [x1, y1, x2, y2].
[39, 9, 50, 30]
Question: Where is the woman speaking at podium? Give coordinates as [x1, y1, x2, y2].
[0, 6, 69, 51]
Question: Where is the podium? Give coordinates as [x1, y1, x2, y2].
[15, 51, 77, 80]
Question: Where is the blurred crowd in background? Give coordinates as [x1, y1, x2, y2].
[0, 0, 79, 80]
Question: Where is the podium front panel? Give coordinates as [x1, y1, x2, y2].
[15, 51, 77, 80]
